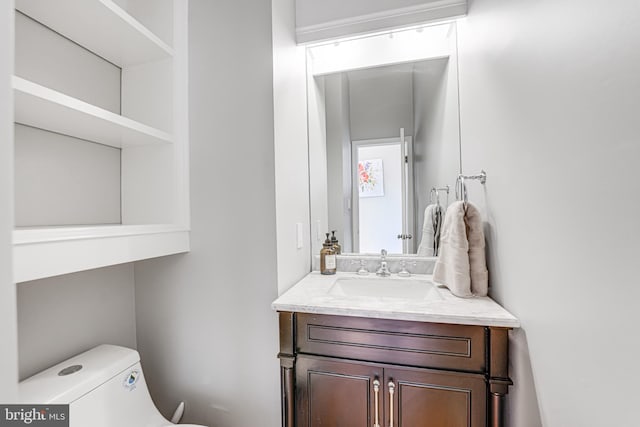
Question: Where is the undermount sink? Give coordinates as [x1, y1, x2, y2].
[329, 277, 442, 301]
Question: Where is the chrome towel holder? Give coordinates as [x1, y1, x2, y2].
[456, 170, 487, 207]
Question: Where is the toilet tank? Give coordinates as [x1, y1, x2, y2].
[19, 345, 170, 427]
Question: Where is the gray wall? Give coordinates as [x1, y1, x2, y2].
[0, 0, 17, 403]
[133, 1, 280, 426]
[457, 0, 640, 426]
[17, 265, 137, 380]
[348, 65, 414, 141]
[14, 124, 121, 227]
[412, 57, 460, 240]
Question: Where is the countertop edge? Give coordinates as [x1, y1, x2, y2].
[271, 302, 521, 328]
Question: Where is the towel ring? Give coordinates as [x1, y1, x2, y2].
[455, 171, 487, 209]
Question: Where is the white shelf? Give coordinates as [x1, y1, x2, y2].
[15, 0, 174, 67]
[14, 224, 190, 283]
[14, 76, 173, 148]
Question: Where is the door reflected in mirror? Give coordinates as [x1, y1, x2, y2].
[353, 136, 412, 254]
[308, 23, 462, 256]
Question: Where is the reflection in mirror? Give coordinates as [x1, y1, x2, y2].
[308, 23, 462, 256]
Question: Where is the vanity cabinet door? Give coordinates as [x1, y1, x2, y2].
[296, 356, 383, 427]
[385, 366, 486, 427]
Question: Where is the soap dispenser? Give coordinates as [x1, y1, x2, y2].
[320, 233, 337, 275]
[330, 230, 341, 255]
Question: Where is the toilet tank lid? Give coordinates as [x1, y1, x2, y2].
[19, 345, 140, 404]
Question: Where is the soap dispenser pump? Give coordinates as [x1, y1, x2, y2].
[330, 230, 341, 255]
[320, 233, 337, 275]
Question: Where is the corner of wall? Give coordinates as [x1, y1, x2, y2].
[272, 0, 312, 295]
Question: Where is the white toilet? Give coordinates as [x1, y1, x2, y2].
[19, 344, 206, 427]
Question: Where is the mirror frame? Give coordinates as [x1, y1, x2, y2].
[305, 22, 463, 258]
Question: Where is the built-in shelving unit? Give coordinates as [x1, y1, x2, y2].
[12, 0, 190, 283]
[13, 77, 173, 148]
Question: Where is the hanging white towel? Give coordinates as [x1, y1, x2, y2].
[433, 201, 488, 297]
[466, 202, 488, 296]
[418, 204, 444, 256]
[417, 204, 436, 256]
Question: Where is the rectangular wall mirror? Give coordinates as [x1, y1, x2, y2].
[307, 22, 462, 256]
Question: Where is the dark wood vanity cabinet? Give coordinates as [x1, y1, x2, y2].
[278, 312, 513, 427]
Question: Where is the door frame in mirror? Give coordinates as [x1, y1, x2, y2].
[350, 136, 414, 254]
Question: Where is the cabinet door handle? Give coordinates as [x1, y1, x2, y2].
[388, 381, 396, 427]
[373, 379, 381, 427]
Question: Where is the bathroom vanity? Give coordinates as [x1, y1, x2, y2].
[272, 272, 519, 427]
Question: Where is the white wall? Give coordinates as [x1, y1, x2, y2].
[0, 0, 18, 404]
[457, 1, 640, 426]
[133, 1, 281, 426]
[272, 0, 311, 294]
[17, 265, 137, 380]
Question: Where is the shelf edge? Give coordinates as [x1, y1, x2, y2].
[14, 228, 190, 283]
[13, 76, 173, 147]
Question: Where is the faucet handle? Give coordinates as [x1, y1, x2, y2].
[357, 259, 369, 275]
[398, 260, 410, 277]
[381, 249, 387, 258]
[350, 259, 369, 275]
[397, 260, 417, 277]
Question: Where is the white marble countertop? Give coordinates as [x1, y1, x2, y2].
[272, 272, 520, 328]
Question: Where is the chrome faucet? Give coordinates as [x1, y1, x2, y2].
[376, 249, 391, 277]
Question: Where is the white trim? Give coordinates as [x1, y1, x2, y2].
[296, 0, 467, 44]
[14, 224, 188, 244]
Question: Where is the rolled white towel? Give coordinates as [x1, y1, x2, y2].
[417, 204, 436, 256]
